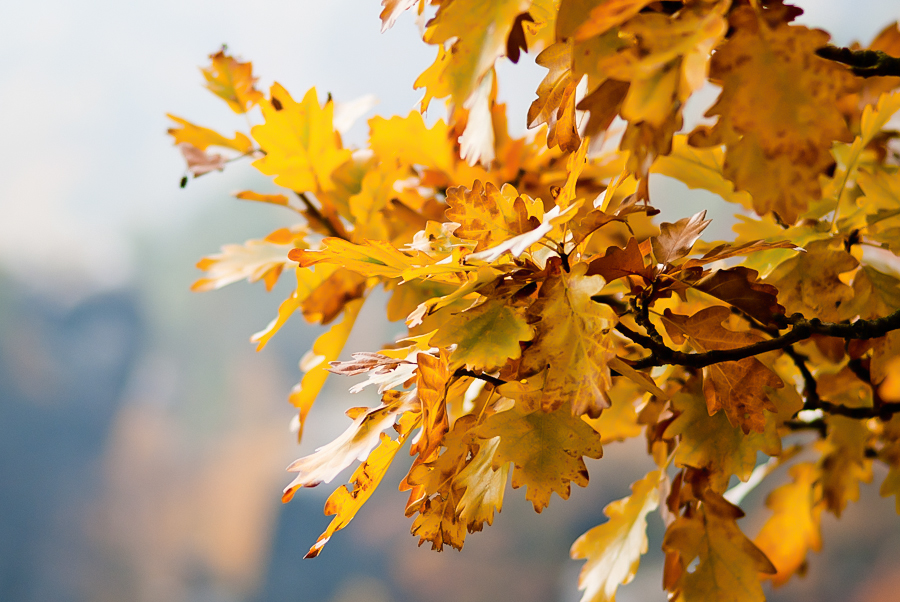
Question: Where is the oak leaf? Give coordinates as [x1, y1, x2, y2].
[586, 238, 651, 283]
[690, 7, 854, 223]
[423, 0, 531, 107]
[444, 181, 542, 252]
[430, 296, 534, 372]
[251, 85, 351, 193]
[570, 469, 661, 602]
[818, 416, 873, 516]
[305, 434, 404, 558]
[201, 50, 264, 114]
[410, 351, 451, 460]
[527, 39, 581, 152]
[455, 436, 509, 532]
[663, 498, 775, 602]
[662, 306, 781, 433]
[476, 401, 603, 512]
[666, 391, 780, 490]
[691, 267, 785, 326]
[192, 227, 305, 292]
[754, 462, 823, 586]
[765, 240, 858, 322]
[282, 390, 416, 500]
[167, 115, 253, 153]
[520, 262, 618, 418]
[651, 210, 710, 267]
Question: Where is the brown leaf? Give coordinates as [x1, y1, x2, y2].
[651, 210, 711, 266]
[379, 0, 417, 32]
[179, 143, 226, 176]
[328, 352, 412, 377]
[506, 12, 535, 64]
[693, 267, 785, 326]
[662, 306, 781, 433]
[586, 238, 652, 283]
[681, 239, 799, 270]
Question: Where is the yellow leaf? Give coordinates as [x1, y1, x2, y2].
[572, 0, 655, 41]
[305, 433, 405, 558]
[584, 378, 643, 444]
[411, 351, 451, 460]
[423, 0, 531, 107]
[286, 298, 364, 441]
[555, 137, 590, 209]
[201, 50, 264, 114]
[754, 462, 823, 586]
[455, 436, 509, 531]
[445, 180, 543, 252]
[527, 40, 582, 153]
[291, 237, 455, 281]
[430, 295, 534, 372]
[570, 469, 661, 602]
[476, 401, 603, 512]
[166, 114, 252, 153]
[521, 262, 618, 418]
[250, 264, 339, 350]
[765, 239, 858, 322]
[818, 416, 873, 516]
[690, 7, 854, 223]
[666, 390, 779, 490]
[235, 190, 292, 208]
[650, 135, 752, 208]
[282, 391, 416, 501]
[369, 111, 455, 175]
[663, 500, 775, 602]
[192, 227, 304, 292]
[251, 85, 351, 193]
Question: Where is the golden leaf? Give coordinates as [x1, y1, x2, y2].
[754, 462, 823, 586]
[305, 433, 405, 558]
[765, 239, 858, 322]
[521, 262, 618, 418]
[166, 115, 252, 153]
[430, 296, 534, 372]
[570, 469, 661, 602]
[201, 50, 264, 114]
[666, 390, 780, 490]
[476, 401, 603, 512]
[423, 0, 532, 107]
[690, 7, 854, 223]
[251, 85, 351, 193]
[663, 499, 775, 602]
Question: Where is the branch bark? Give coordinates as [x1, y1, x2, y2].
[816, 45, 900, 78]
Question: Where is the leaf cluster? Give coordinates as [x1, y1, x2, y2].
[169, 3, 900, 600]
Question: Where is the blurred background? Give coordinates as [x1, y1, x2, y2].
[1, 1, 899, 601]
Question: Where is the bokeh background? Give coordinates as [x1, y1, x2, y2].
[2, 1, 899, 601]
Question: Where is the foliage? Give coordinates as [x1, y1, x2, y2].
[169, 1, 900, 599]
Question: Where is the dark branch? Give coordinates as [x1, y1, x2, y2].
[782, 347, 821, 410]
[816, 45, 900, 78]
[296, 192, 346, 240]
[624, 309, 900, 370]
[454, 369, 505, 387]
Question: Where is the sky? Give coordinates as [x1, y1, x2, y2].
[0, 0, 895, 297]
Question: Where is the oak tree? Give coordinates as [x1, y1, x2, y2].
[170, 2, 900, 600]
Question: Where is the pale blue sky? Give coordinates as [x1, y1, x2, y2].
[0, 0, 894, 294]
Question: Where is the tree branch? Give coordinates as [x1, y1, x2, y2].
[296, 192, 347, 240]
[624, 309, 900, 370]
[816, 45, 900, 78]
